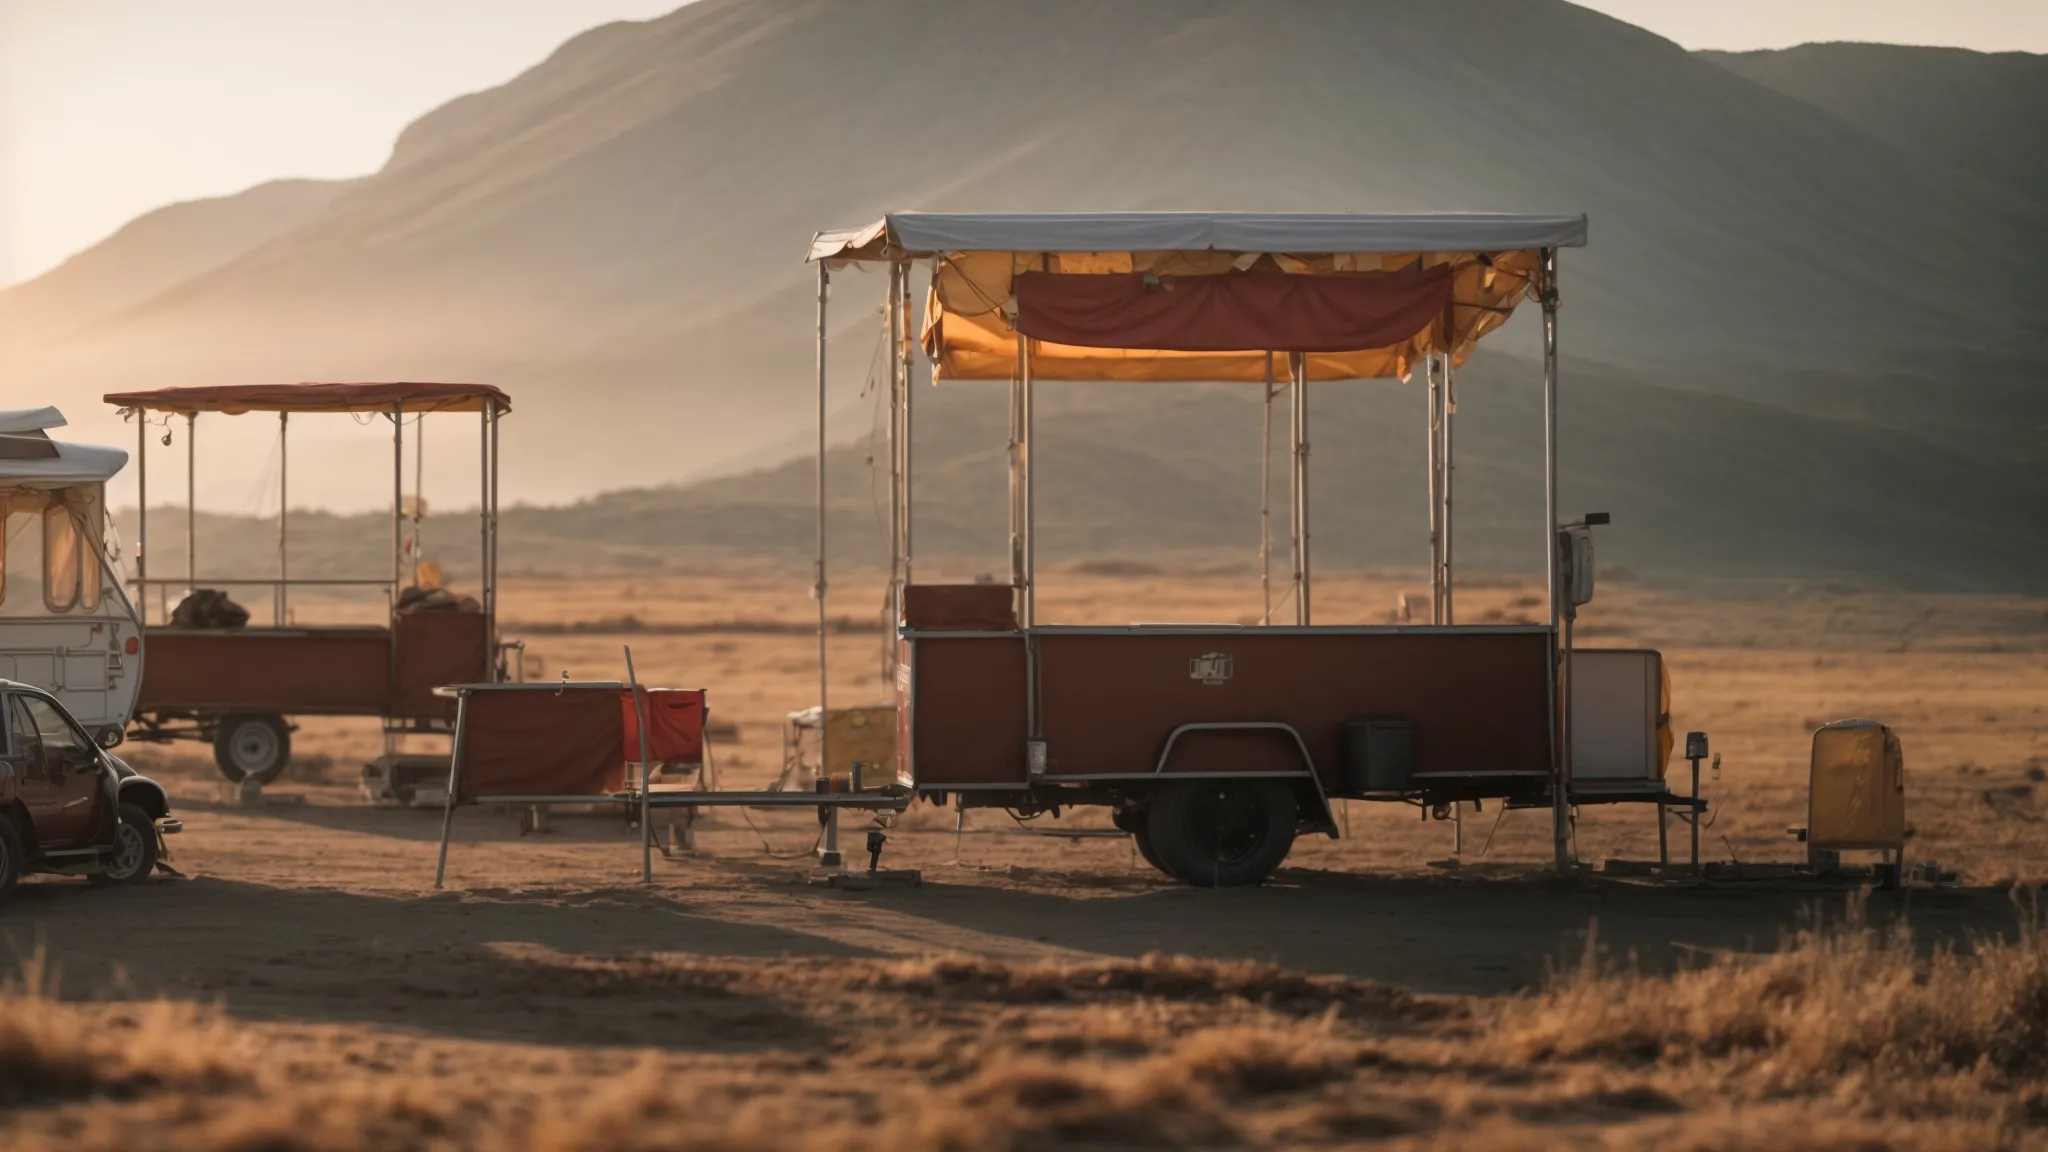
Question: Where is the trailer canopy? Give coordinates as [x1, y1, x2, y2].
[0, 407, 129, 488]
[810, 212, 1588, 382]
[104, 381, 510, 416]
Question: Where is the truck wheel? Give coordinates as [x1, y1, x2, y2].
[89, 804, 157, 887]
[213, 714, 291, 784]
[1145, 779, 1298, 888]
[0, 816, 21, 902]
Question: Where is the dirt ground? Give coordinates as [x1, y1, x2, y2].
[6, 569, 2048, 1149]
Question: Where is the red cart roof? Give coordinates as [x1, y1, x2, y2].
[105, 382, 511, 416]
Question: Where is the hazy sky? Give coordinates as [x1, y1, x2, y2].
[2, 0, 2045, 288]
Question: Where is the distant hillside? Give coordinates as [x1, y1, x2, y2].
[0, 179, 348, 348]
[1701, 43, 2048, 207]
[126, 348, 2048, 595]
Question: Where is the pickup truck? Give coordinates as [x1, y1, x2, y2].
[0, 679, 179, 901]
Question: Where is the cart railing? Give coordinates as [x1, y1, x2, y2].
[131, 575, 395, 627]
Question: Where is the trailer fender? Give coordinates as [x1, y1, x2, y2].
[1151, 723, 1339, 838]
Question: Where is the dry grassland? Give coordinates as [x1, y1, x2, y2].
[5, 567, 2047, 1149]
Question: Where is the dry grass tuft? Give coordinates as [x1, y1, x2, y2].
[864, 951, 1439, 1021]
[0, 950, 250, 1107]
[1493, 900, 2048, 1093]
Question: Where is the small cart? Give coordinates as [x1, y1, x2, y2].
[105, 383, 512, 784]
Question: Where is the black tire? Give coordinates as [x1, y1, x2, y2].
[1131, 827, 1175, 877]
[0, 816, 22, 903]
[213, 713, 291, 784]
[89, 804, 157, 887]
[1145, 779, 1298, 888]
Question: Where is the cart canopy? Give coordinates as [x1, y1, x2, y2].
[0, 407, 128, 489]
[809, 211, 1587, 382]
[105, 381, 511, 416]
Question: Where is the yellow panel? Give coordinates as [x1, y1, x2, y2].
[1808, 722, 1906, 849]
[824, 706, 898, 790]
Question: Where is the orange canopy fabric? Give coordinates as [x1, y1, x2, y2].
[919, 248, 1540, 382]
[105, 382, 511, 416]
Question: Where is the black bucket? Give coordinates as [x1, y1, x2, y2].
[1343, 721, 1413, 793]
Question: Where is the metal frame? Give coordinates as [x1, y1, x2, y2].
[121, 391, 508, 759]
[813, 226, 1581, 872]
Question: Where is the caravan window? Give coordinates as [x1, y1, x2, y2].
[43, 507, 82, 612]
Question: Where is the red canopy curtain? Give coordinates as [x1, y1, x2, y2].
[1013, 265, 1454, 353]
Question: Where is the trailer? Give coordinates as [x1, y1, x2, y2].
[803, 212, 1691, 884]
[0, 407, 143, 743]
[104, 383, 511, 784]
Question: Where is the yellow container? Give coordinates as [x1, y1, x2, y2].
[1808, 719, 1905, 851]
[824, 705, 898, 790]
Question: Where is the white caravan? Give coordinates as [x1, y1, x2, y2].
[0, 407, 141, 744]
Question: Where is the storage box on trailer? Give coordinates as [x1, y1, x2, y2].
[1570, 649, 1671, 781]
[1808, 719, 1905, 851]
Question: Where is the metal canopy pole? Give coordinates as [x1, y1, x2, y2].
[815, 261, 840, 869]
[1442, 352, 1456, 624]
[1290, 352, 1311, 625]
[479, 407, 491, 673]
[278, 413, 289, 626]
[1008, 334, 1025, 616]
[905, 264, 921, 593]
[1260, 351, 1274, 625]
[391, 404, 404, 602]
[1426, 354, 1441, 624]
[887, 263, 904, 644]
[136, 416, 147, 624]
[1541, 247, 1568, 873]
[488, 405, 499, 669]
[185, 413, 196, 596]
[1021, 336, 1035, 630]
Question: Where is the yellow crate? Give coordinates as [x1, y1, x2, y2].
[824, 705, 897, 790]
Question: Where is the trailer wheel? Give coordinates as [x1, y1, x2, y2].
[1145, 779, 1297, 888]
[213, 714, 292, 784]
[1110, 805, 1173, 877]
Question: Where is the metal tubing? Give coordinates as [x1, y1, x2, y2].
[488, 405, 499, 665]
[815, 261, 838, 867]
[1021, 336, 1035, 629]
[1542, 248, 1568, 874]
[1291, 352, 1311, 625]
[887, 263, 904, 642]
[1261, 352, 1273, 625]
[391, 404, 404, 599]
[1443, 353, 1456, 624]
[135, 415, 147, 623]
[480, 408, 490, 669]
[905, 264, 920, 592]
[433, 689, 470, 889]
[185, 413, 196, 594]
[624, 644, 653, 884]
[277, 413, 288, 626]
[1008, 334, 1025, 612]
[1426, 354, 1441, 624]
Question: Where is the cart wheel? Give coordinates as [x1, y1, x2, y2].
[213, 714, 292, 784]
[89, 804, 158, 887]
[0, 816, 21, 903]
[1145, 779, 1297, 888]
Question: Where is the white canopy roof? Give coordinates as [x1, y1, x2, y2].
[0, 407, 128, 489]
[809, 211, 1589, 263]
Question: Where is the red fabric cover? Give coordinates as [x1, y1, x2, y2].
[103, 381, 510, 415]
[456, 687, 625, 801]
[1013, 266, 1453, 353]
[620, 688, 706, 763]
